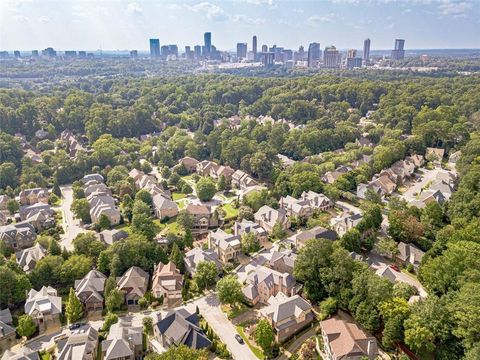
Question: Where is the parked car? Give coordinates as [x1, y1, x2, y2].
[235, 334, 244, 344]
[389, 264, 400, 272]
[69, 323, 82, 330]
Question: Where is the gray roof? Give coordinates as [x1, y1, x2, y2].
[0, 309, 12, 324]
[155, 310, 211, 350]
[1, 348, 39, 360]
[184, 247, 221, 274]
[57, 326, 98, 360]
[261, 294, 313, 324]
[0, 320, 15, 339]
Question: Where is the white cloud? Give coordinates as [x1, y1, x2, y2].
[126, 2, 143, 16]
[38, 15, 50, 23]
[232, 14, 266, 25]
[238, 0, 274, 5]
[13, 14, 29, 22]
[184, 2, 228, 21]
[293, 8, 304, 14]
[307, 13, 336, 25]
[438, 0, 472, 17]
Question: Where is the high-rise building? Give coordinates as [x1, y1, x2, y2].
[150, 39, 160, 57]
[65, 51, 77, 57]
[42, 47, 57, 57]
[78, 51, 87, 58]
[204, 32, 212, 56]
[347, 49, 357, 59]
[363, 38, 371, 63]
[194, 45, 202, 59]
[261, 44, 268, 53]
[31, 50, 39, 57]
[14, 50, 21, 58]
[261, 52, 275, 67]
[323, 46, 341, 68]
[161, 45, 169, 59]
[307, 42, 320, 67]
[236, 43, 247, 59]
[391, 39, 405, 60]
[346, 57, 363, 69]
[252, 36, 257, 59]
[130, 50, 138, 58]
[168, 44, 178, 58]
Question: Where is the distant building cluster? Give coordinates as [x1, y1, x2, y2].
[1, 34, 406, 68]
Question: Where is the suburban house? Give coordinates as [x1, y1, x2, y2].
[15, 243, 47, 273]
[153, 309, 211, 351]
[429, 180, 454, 200]
[185, 204, 219, 235]
[396, 242, 425, 269]
[243, 266, 298, 306]
[128, 169, 170, 199]
[322, 166, 351, 185]
[406, 154, 424, 168]
[184, 247, 222, 276]
[0, 309, 15, 355]
[98, 229, 128, 246]
[151, 262, 183, 308]
[288, 226, 337, 249]
[0, 195, 10, 210]
[178, 157, 199, 173]
[210, 165, 235, 181]
[356, 136, 374, 147]
[268, 250, 297, 274]
[331, 213, 363, 237]
[84, 183, 110, 198]
[1, 347, 40, 360]
[320, 311, 379, 360]
[87, 189, 121, 226]
[375, 266, 397, 283]
[101, 318, 143, 360]
[19, 203, 55, 231]
[81, 173, 104, 184]
[19, 187, 49, 206]
[426, 147, 445, 163]
[117, 267, 150, 308]
[448, 151, 461, 165]
[25, 286, 62, 333]
[279, 196, 313, 219]
[75, 270, 107, 314]
[0, 212, 6, 226]
[231, 170, 256, 190]
[152, 194, 179, 219]
[196, 160, 218, 177]
[0, 222, 37, 251]
[254, 205, 290, 233]
[277, 154, 296, 169]
[57, 325, 98, 360]
[233, 219, 269, 247]
[260, 293, 314, 343]
[209, 228, 242, 264]
[61, 130, 87, 158]
[300, 191, 334, 211]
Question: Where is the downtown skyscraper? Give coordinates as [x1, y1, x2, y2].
[363, 38, 371, 62]
[149, 39, 160, 57]
[391, 39, 405, 60]
[307, 42, 320, 68]
[204, 32, 212, 56]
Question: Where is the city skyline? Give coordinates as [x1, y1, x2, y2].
[1, 0, 479, 51]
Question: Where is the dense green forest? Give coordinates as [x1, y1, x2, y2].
[1, 70, 480, 359]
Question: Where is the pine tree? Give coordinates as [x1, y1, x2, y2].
[52, 180, 62, 198]
[48, 239, 62, 256]
[66, 288, 83, 324]
[184, 229, 194, 248]
[169, 242, 185, 272]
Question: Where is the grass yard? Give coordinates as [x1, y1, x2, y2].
[221, 303, 249, 320]
[160, 218, 184, 236]
[236, 325, 265, 360]
[172, 192, 186, 201]
[221, 203, 239, 221]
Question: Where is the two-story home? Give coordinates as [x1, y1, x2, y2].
[300, 191, 334, 211]
[196, 160, 218, 177]
[254, 205, 290, 234]
[396, 242, 425, 270]
[268, 250, 297, 274]
[231, 170, 256, 190]
[75, 270, 107, 314]
[260, 293, 314, 343]
[101, 318, 143, 360]
[279, 196, 313, 220]
[15, 243, 46, 273]
[19, 188, 49, 206]
[0, 222, 37, 251]
[152, 194, 179, 220]
[98, 229, 128, 246]
[243, 266, 298, 306]
[184, 248, 222, 276]
[25, 286, 62, 333]
[19, 203, 55, 231]
[0, 309, 15, 355]
[185, 204, 219, 235]
[177, 157, 199, 173]
[331, 213, 363, 237]
[288, 226, 338, 249]
[320, 311, 378, 360]
[151, 262, 183, 308]
[57, 325, 98, 360]
[209, 229, 242, 264]
[0, 195, 10, 211]
[153, 309, 211, 351]
[233, 219, 268, 247]
[116, 267, 149, 308]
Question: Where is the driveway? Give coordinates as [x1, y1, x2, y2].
[336, 201, 362, 215]
[59, 185, 85, 251]
[368, 251, 428, 297]
[195, 294, 258, 360]
[399, 167, 454, 203]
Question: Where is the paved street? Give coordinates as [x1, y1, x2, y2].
[195, 294, 258, 360]
[368, 251, 428, 297]
[59, 185, 85, 250]
[400, 167, 445, 203]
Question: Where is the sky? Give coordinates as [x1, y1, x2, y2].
[0, 0, 479, 51]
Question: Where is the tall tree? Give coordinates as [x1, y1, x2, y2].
[66, 288, 83, 324]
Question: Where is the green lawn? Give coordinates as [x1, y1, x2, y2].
[236, 325, 264, 359]
[172, 192, 186, 201]
[221, 203, 239, 221]
[160, 218, 184, 236]
[221, 303, 249, 320]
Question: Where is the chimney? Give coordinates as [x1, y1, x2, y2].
[367, 339, 375, 358]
